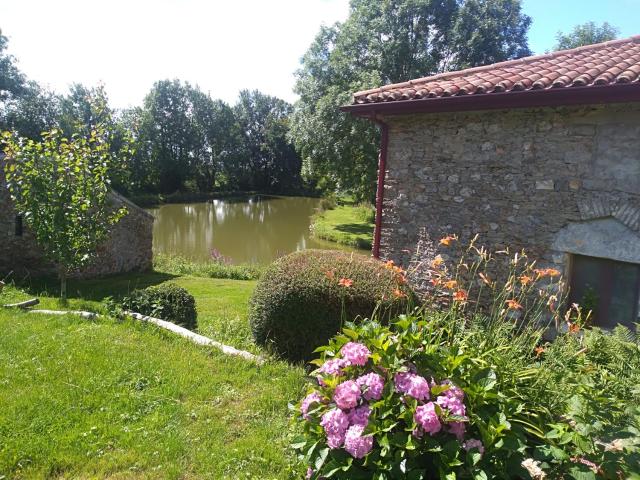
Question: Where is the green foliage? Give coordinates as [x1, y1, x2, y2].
[121, 283, 197, 330]
[233, 89, 302, 192]
[293, 313, 640, 479]
[3, 110, 130, 299]
[249, 249, 416, 362]
[153, 253, 263, 281]
[554, 22, 619, 50]
[289, 0, 531, 200]
[291, 238, 640, 478]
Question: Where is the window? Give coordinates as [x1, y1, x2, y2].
[15, 215, 23, 237]
[569, 254, 640, 329]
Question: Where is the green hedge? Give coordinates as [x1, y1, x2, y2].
[249, 250, 416, 361]
[122, 283, 197, 330]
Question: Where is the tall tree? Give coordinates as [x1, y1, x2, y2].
[289, 0, 532, 200]
[554, 22, 619, 51]
[233, 90, 301, 191]
[0, 29, 26, 101]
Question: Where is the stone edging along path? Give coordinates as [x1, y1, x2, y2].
[2, 298, 262, 364]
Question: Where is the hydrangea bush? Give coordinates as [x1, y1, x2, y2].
[292, 319, 529, 479]
[291, 237, 640, 479]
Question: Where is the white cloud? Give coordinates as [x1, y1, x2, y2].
[0, 0, 350, 108]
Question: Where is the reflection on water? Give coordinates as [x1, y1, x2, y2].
[148, 195, 363, 264]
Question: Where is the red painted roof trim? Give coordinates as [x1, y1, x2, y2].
[341, 83, 640, 117]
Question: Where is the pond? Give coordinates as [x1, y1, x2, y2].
[148, 195, 364, 264]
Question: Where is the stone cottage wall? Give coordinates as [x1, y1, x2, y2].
[1, 168, 153, 280]
[379, 103, 640, 276]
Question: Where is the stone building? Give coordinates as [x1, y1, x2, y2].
[1, 156, 154, 280]
[343, 36, 640, 328]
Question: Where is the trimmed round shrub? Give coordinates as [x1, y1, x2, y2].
[249, 249, 416, 361]
[122, 283, 197, 330]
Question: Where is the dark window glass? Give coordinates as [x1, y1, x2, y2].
[15, 215, 23, 237]
[569, 254, 640, 329]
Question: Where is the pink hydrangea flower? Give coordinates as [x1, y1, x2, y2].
[395, 372, 430, 401]
[301, 392, 323, 420]
[320, 408, 349, 449]
[448, 421, 466, 440]
[344, 424, 374, 458]
[318, 358, 348, 376]
[340, 342, 370, 366]
[414, 402, 441, 435]
[347, 404, 371, 427]
[356, 372, 385, 400]
[463, 438, 484, 455]
[333, 380, 361, 409]
[436, 391, 466, 417]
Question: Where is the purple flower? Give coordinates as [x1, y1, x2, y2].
[347, 404, 371, 427]
[306, 467, 314, 479]
[318, 358, 348, 376]
[356, 372, 385, 401]
[448, 421, 466, 440]
[414, 402, 441, 435]
[394, 372, 430, 401]
[463, 438, 485, 455]
[340, 342, 370, 366]
[320, 408, 349, 449]
[301, 392, 323, 420]
[344, 424, 374, 458]
[333, 380, 361, 410]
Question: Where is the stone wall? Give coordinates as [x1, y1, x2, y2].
[1, 168, 153, 280]
[379, 103, 640, 276]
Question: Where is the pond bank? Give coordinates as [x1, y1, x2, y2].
[310, 203, 375, 251]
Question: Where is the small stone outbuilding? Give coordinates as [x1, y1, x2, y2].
[1, 156, 153, 280]
[343, 36, 640, 329]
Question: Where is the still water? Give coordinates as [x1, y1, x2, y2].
[148, 196, 363, 264]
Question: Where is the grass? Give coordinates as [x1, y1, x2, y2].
[154, 253, 263, 281]
[0, 308, 304, 479]
[0, 272, 305, 478]
[310, 202, 375, 250]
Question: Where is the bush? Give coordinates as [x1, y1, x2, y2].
[293, 317, 640, 479]
[122, 283, 197, 330]
[248, 250, 416, 362]
[291, 238, 640, 479]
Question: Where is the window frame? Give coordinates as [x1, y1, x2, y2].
[568, 253, 640, 327]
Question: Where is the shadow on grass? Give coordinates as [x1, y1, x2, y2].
[335, 223, 374, 236]
[16, 270, 178, 303]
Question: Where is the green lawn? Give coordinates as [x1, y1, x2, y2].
[0, 274, 305, 479]
[310, 204, 374, 250]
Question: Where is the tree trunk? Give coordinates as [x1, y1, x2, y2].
[59, 269, 68, 303]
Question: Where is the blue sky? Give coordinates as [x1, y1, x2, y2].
[524, 0, 640, 53]
[0, 0, 638, 109]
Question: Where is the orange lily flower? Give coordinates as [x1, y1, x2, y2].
[439, 234, 458, 246]
[519, 275, 533, 286]
[453, 289, 468, 303]
[431, 255, 444, 268]
[443, 279, 458, 290]
[505, 299, 523, 310]
[534, 346, 545, 358]
[338, 278, 353, 288]
[393, 288, 407, 299]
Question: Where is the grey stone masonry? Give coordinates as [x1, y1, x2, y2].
[0, 163, 153, 280]
[378, 102, 640, 274]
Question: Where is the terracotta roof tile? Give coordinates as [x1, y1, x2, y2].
[351, 35, 640, 105]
